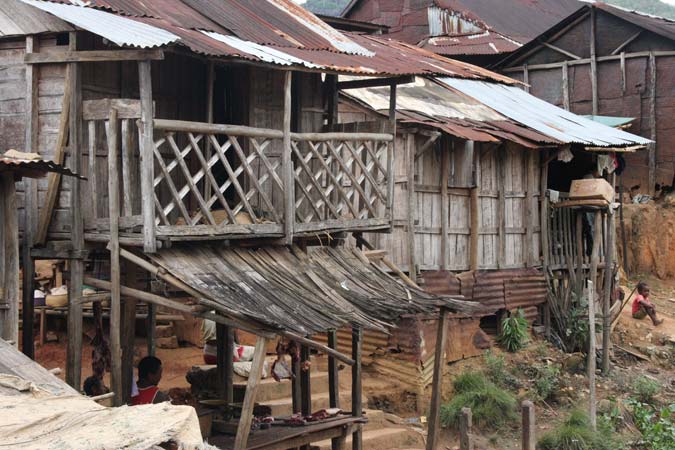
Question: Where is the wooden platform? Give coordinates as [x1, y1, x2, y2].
[208, 416, 363, 450]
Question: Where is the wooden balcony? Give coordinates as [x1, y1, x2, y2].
[82, 112, 394, 249]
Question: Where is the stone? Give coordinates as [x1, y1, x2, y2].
[156, 336, 178, 349]
[562, 353, 586, 374]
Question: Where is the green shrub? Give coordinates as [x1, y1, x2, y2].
[483, 350, 520, 389]
[631, 376, 661, 404]
[538, 409, 624, 450]
[627, 400, 675, 450]
[533, 364, 561, 402]
[439, 371, 518, 430]
[498, 309, 528, 352]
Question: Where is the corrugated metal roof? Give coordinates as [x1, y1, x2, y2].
[0, 0, 72, 36]
[595, 2, 675, 43]
[439, 77, 652, 147]
[0, 150, 83, 178]
[420, 31, 521, 56]
[21, 0, 180, 48]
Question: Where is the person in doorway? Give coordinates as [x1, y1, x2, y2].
[131, 356, 170, 405]
[632, 282, 663, 326]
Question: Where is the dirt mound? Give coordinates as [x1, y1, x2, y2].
[620, 201, 675, 279]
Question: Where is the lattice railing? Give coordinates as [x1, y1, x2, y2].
[152, 120, 285, 231]
[291, 137, 390, 224]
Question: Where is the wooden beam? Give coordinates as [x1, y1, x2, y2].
[83, 98, 143, 121]
[522, 64, 529, 92]
[204, 61, 214, 201]
[25, 49, 164, 64]
[561, 61, 570, 111]
[138, 60, 156, 253]
[233, 336, 268, 450]
[469, 141, 479, 271]
[2, 175, 19, 345]
[590, 7, 598, 115]
[36, 65, 71, 245]
[107, 106, 123, 406]
[602, 178, 616, 375]
[611, 30, 642, 55]
[542, 42, 581, 60]
[282, 71, 294, 245]
[337, 75, 414, 90]
[648, 52, 657, 196]
[501, 49, 675, 73]
[387, 83, 397, 223]
[66, 31, 84, 390]
[406, 133, 416, 278]
[620, 52, 627, 95]
[440, 143, 449, 270]
[351, 326, 363, 450]
[426, 307, 448, 450]
[21, 35, 38, 359]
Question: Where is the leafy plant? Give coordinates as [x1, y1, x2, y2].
[538, 409, 624, 450]
[439, 371, 518, 430]
[627, 400, 675, 450]
[631, 376, 661, 405]
[533, 364, 561, 402]
[498, 309, 528, 352]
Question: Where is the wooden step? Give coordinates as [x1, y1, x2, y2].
[234, 371, 331, 403]
[260, 391, 364, 417]
[314, 426, 425, 450]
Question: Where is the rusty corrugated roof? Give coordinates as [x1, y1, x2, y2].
[419, 31, 521, 56]
[0, 151, 83, 179]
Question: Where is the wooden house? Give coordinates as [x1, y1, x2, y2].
[496, 2, 675, 195]
[0, 1, 506, 448]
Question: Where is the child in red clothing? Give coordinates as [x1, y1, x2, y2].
[632, 282, 663, 326]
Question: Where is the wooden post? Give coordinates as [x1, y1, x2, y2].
[217, 324, 234, 402]
[138, 60, 156, 253]
[233, 336, 268, 450]
[107, 107, 123, 406]
[301, 344, 312, 416]
[146, 302, 156, 356]
[648, 52, 657, 196]
[426, 307, 449, 450]
[66, 31, 84, 389]
[351, 326, 363, 450]
[406, 133, 417, 278]
[440, 143, 449, 271]
[2, 175, 19, 345]
[460, 407, 473, 450]
[562, 61, 570, 111]
[469, 141, 479, 271]
[619, 178, 628, 275]
[588, 211, 601, 431]
[497, 145, 506, 268]
[121, 262, 137, 404]
[328, 329, 341, 450]
[525, 151, 537, 266]
[602, 179, 616, 375]
[22, 35, 39, 359]
[590, 6, 598, 115]
[292, 350, 302, 414]
[204, 61, 214, 201]
[387, 83, 397, 223]
[522, 400, 535, 450]
[523, 64, 529, 92]
[283, 71, 294, 245]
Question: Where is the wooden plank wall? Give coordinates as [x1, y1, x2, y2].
[367, 133, 541, 272]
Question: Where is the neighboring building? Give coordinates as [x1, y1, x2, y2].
[496, 2, 675, 193]
[340, 0, 582, 65]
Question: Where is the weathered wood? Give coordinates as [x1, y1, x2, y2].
[561, 61, 570, 111]
[426, 307, 449, 450]
[283, 71, 294, 245]
[88, 120, 98, 220]
[540, 160, 550, 269]
[138, 60, 156, 253]
[460, 407, 473, 450]
[501, 49, 675, 73]
[522, 64, 529, 92]
[387, 83, 396, 222]
[327, 329, 340, 409]
[25, 49, 164, 64]
[83, 98, 143, 121]
[620, 52, 626, 95]
[217, 324, 234, 403]
[121, 264, 137, 404]
[351, 326, 363, 450]
[294, 132, 392, 142]
[146, 302, 156, 357]
[292, 353, 301, 414]
[204, 61, 214, 201]
[611, 30, 642, 55]
[590, 7, 598, 115]
[66, 32, 84, 389]
[283, 331, 354, 366]
[107, 106, 123, 406]
[154, 118, 283, 139]
[2, 175, 19, 344]
[497, 147, 506, 268]
[36, 65, 72, 245]
[602, 177, 616, 375]
[22, 35, 39, 359]
[233, 336, 268, 450]
[440, 147, 449, 271]
[406, 133, 416, 278]
[301, 344, 311, 416]
[522, 400, 536, 450]
[588, 212, 601, 431]
[469, 142, 480, 271]
[121, 119, 133, 217]
[542, 42, 581, 60]
[337, 76, 414, 90]
[648, 52, 657, 196]
[525, 151, 537, 266]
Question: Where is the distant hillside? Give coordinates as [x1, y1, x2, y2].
[609, 0, 675, 19]
[304, 0, 350, 16]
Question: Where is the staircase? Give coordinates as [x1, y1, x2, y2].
[232, 357, 426, 450]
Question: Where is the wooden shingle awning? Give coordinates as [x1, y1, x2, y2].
[148, 245, 479, 336]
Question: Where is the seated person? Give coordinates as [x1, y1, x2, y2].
[83, 375, 109, 397]
[632, 282, 663, 326]
[131, 356, 170, 405]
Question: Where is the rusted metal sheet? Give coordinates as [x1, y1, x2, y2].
[420, 31, 521, 56]
[0, 151, 83, 179]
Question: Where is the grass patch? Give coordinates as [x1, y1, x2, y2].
[533, 364, 561, 402]
[538, 409, 624, 450]
[440, 371, 518, 430]
[483, 350, 520, 389]
[631, 376, 661, 405]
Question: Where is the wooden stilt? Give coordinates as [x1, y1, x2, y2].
[66, 32, 84, 389]
[121, 260, 137, 404]
[406, 133, 417, 278]
[217, 324, 234, 403]
[602, 181, 616, 375]
[292, 349, 302, 414]
[522, 400, 536, 450]
[300, 344, 312, 450]
[440, 144, 449, 271]
[351, 326, 363, 450]
[328, 329, 341, 450]
[460, 407, 473, 450]
[138, 60, 156, 253]
[426, 307, 449, 450]
[282, 71, 294, 245]
[2, 175, 19, 345]
[588, 211, 601, 431]
[146, 302, 156, 357]
[233, 336, 268, 450]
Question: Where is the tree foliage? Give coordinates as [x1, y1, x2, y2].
[608, 0, 675, 20]
[302, 0, 350, 16]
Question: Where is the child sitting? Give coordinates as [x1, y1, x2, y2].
[632, 282, 663, 326]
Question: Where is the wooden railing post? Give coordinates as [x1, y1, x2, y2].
[138, 60, 156, 253]
[282, 71, 294, 245]
[351, 326, 363, 450]
[460, 407, 473, 450]
[522, 400, 535, 450]
[387, 83, 396, 226]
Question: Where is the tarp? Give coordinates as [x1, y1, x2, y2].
[0, 374, 208, 450]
